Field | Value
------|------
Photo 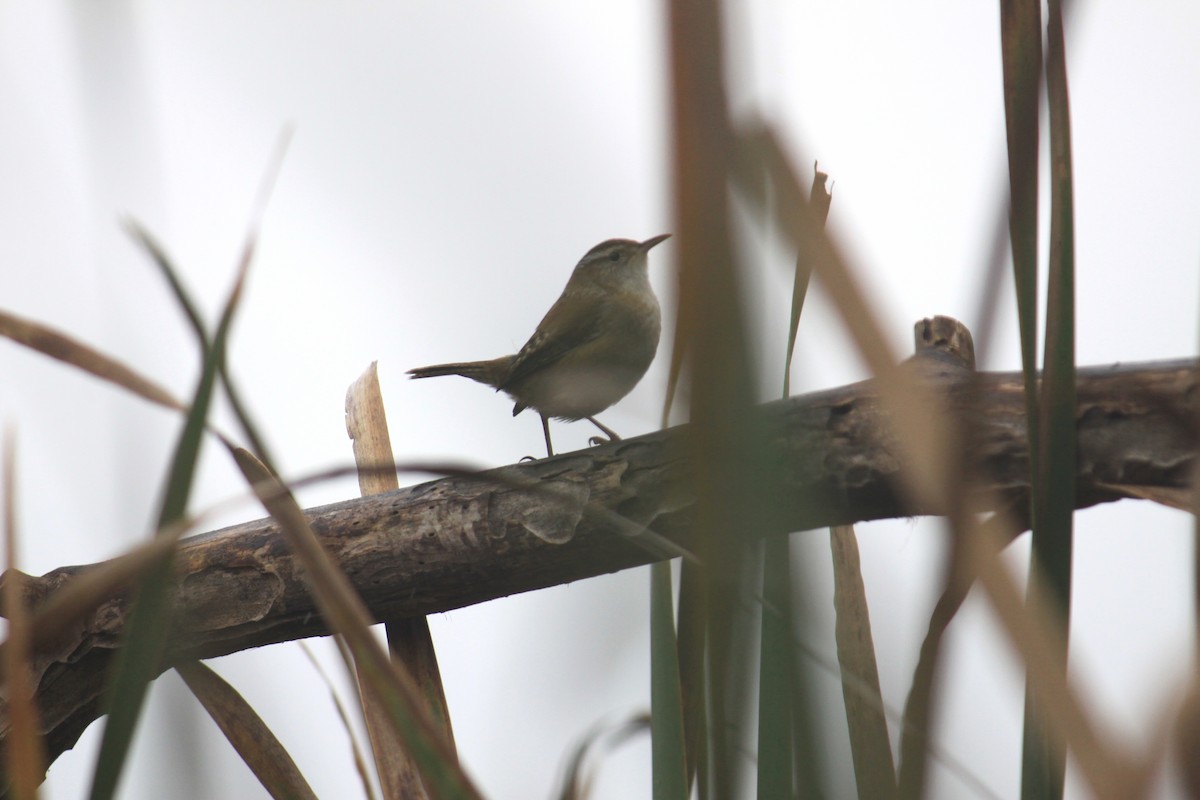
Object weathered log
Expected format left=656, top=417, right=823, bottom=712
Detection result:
left=3, top=318, right=1198, bottom=773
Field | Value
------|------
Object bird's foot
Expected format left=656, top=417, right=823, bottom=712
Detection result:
left=588, top=432, right=624, bottom=447
left=585, top=416, right=621, bottom=447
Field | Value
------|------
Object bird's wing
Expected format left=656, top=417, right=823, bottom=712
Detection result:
left=501, top=295, right=606, bottom=391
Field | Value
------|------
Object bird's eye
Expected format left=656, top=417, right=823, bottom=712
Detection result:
left=608, top=251, right=621, bottom=262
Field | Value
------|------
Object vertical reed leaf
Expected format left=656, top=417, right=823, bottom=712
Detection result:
left=347, top=363, right=455, bottom=799
left=998, top=0, right=1042, bottom=472
left=666, top=0, right=766, bottom=797
left=757, top=542, right=794, bottom=800
left=761, top=165, right=833, bottom=799
left=830, top=526, right=896, bottom=799
left=89, top=133, right=288, bottom=800
left=88, top=247, right=243, bottom=800
left=651, top=561, right=688, bottom=800
left=782, top=166, right=829, bottom=397
left=1020, top=3, right=1078, bottom=798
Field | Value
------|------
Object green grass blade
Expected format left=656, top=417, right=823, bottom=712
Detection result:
left=1038, top=0, right=1079, bottom=670
left=782, top=167, right=830, bottom=397
left=650, top=562, right=688, bottom=800
left=86, top=132, right=285, bottom=799
left=756, top=537, right=795, bottom=799
left=125, top=217, right=278, bottom=465
left=1020, top=2, right=1078, bottom=798
left=760, top=164, right=832, bottom=799
left=998, top=0, right=1043, bottom=471
left=88, top=239, right=247, bottom=800
left=123, top=220, right=208, bottom=344
left=674, top=564, right=708, bottom=795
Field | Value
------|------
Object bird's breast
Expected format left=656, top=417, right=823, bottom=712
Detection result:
left=510, top=287, right=661, bottom=420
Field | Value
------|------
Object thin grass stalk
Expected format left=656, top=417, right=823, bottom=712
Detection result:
left=966, top=517, right=1134, bottom=799
left=781, top=165, right=828, bottom=397
left=651, top=561, right=688, bottom=800
left=301, top=641, right=380, bottom=800
left=734, top=124, right=1134, bottom=799
left=998, top=0, right=1043, bottom=485
left=896, top=324, right=980, bottom=800
left=665, top=0, right=766, bottom=796
left=757, top=538, right=796, bottom=799
left=1020, top=3, right=1078, bottom=798
left=177, top=661, right=319, bottom=800
left=0, top=310, right=184, bottom=414
left=897, top=573, right=969, bottom=800
left=87, top=244, right=246, bottom=800
left=89, top=133, right=287, bottom=800
left=347, top=362, right=454, bottom=800
left=556, top=715, right=651, bottom=800
left=762, top=164, right=831, bottom=799
left=126, top=185, right=280, bottom=468
left=1000, top=3, right=1047, bottom=797
left=897, top=497, right=1028, bottom=800
left=674, top=564, right=708, bottom=795
left=830, top=526, right=896, bottom=799
left=232, top=451, right=481, bottom=800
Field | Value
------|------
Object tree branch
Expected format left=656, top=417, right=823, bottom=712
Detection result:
left=3, top=318, right=1197, bottom=773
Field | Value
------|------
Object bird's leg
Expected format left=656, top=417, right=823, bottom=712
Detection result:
left=585, top=416, right=621, bottom=447
left=541, top=414, right=555, bottom=457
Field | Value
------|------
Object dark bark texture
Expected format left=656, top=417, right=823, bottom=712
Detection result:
left=2, top=321, right=1197, bottom=775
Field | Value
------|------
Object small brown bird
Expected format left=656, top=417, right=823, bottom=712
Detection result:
left=408, top=234, right=670, bottom=457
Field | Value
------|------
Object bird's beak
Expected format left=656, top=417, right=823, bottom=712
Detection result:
left=640, top=233, right=671, bottom=251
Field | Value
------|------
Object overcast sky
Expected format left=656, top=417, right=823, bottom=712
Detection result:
left=2, top=2, right=1200, bottom=798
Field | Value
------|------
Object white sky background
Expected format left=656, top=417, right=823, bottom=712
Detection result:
left=1, top=2, right=1199, bottom=798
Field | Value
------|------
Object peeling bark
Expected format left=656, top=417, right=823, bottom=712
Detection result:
left=1, top=321, right=1197, bottom=776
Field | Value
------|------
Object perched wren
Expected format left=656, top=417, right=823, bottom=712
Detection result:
left=408, top=234, right=670, bottom=457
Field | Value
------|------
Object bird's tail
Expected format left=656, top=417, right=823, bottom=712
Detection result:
left=407, top=356, right=513, bottom=389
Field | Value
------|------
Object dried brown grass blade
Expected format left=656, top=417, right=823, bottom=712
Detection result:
left=0, top=309, right=184, bottom=413
left=346, top=362, right=456, bottom=800
left=177, top=661, right=318, bottom=800
left=734, top=126, right=953, bottom=513
left=964, top=512, right=1136, bottom=799
left=554, top=714, right=650, bottom=800
left=346, top=363, right=400, bottom=496
left=231, top=448, right=479, bottom=800
left=736, top=122, right=1134, bottom=800
left=300, top=640, right=380, bottom=800
left=830, top=525, right=896, bottom=799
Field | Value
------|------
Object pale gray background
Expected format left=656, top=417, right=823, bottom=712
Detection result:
left=2, top=2, right=1198, bottom=798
